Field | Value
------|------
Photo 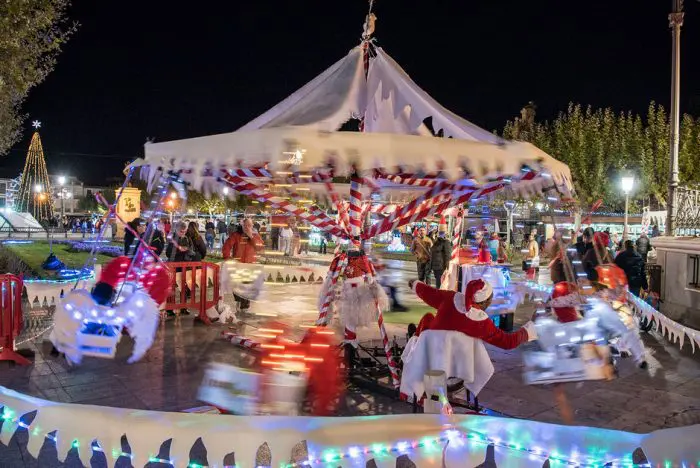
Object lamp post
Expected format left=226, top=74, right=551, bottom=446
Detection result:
left=621, top=175, right=635, bottom=240
left=167, top=192, right=177, bottom=224
left=58, top=176, right=67, bottom=222
left=666, top=0, right=684, bottom=236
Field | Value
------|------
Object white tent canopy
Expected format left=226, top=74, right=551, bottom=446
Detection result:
left=139, top=42, right=572, bottom=195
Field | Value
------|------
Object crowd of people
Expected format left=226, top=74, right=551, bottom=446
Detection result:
left=547, top=227, right=650, bottom=296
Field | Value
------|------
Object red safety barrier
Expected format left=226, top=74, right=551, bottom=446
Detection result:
left=164, top=262, right=221, bottom=325
left=0, top=274, right=31, bottom=365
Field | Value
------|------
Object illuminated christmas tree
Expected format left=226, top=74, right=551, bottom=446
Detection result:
left=16, top=121, right=54, bottom=221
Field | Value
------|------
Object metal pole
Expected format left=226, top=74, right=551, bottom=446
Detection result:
left=666, top=0, right=684, bottom=236
left=623, top=193, right=630, bottom=241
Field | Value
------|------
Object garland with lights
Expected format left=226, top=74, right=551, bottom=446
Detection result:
left=15, top=122, right=54, bottom=221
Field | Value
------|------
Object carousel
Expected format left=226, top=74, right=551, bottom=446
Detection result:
left=1, top=7, right=696, bottom=468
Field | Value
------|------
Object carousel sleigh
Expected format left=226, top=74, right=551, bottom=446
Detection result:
left=523, top=315, right=615, bottom=385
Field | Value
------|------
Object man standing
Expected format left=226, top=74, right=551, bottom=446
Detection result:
left=430, top=230, right=451, bottom=289
left=636, top=231, right=650, bottom=262
left=614, top=240, right=648, bottom=297
left=217, top=218, right=228, bottom=248
left=411, top=227, right=433, bottom=284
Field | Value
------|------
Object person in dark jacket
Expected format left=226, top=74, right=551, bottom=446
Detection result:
left=124, top=218, right=146, bottom=256
left=582, top=231, right=613, bottom=282
left=614, top=240, right=648, bottom=296
left=635, top=231, right=650, bottom=261
left=164, top=221, right=194, bottom=317
left=165, top=222, right=194, bottom=261
left=430, top=231, right=451, bottom=289
left=150, top=221, right=166, bottom=257
left=186, top=221, right=207, bottom=260
left=217, top=219, right=228, bottom=247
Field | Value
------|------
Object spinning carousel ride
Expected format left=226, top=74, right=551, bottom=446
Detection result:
left=9, top=7, right=694, bottom=468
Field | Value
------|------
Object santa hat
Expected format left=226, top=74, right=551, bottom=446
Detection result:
left=438, top=216, right=448, bottom=233
left=464, top=279, right=493, bottom=310
left=91, top=256, right=132, bottom=305
left=548, top=281, right=580, bottom=323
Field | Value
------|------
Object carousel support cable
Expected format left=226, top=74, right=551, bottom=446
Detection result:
left=73, top=166, right=135, bottom=291
left=221, top=173, right=348, bottom=239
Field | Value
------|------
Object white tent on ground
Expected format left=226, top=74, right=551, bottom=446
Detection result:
left=0, top=211, right=45, bottom=235
left=139, top=27, right=572, bottom=197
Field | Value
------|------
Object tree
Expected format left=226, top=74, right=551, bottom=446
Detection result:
left=0, top=0, right=76, bottom=155
left=503, top=101, right=700, bottom=209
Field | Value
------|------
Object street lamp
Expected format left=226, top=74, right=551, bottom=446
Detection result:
left=58, top=176, right=67, bottom=222
left=621, top=175, right=635, bottom=240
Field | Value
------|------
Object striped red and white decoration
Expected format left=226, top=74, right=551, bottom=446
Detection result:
left=450, top=208, right=464, bottom=262
left=316, top=254, right=348, bottom=326
left=226, top=167, right=272, bottom=178
left=348, top=175, right=364, bottom=247
left=364, top=180, right=508, bottom=239
left=221, top=332, right=260, bottom=349
left=221, top=173, right=348, bottom=239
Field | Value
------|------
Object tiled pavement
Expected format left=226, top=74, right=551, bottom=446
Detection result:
left=1, top=264, right=700, bottom=466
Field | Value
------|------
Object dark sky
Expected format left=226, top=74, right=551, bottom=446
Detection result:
left=4, top=0, right=700, bottom=184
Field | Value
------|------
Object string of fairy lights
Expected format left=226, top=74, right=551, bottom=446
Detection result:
left=15, top=121, right=54, bottom=221
left=0, top=405, right=645, bottom=467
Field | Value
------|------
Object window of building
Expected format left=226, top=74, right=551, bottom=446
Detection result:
left=689, top=255, right=700, bottom=289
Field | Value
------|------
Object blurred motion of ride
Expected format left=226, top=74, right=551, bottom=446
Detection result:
left=199, top=323, right=344, bottom=416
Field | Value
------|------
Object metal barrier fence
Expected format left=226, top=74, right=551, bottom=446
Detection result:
left=163, top=262, right=221, bottom=325
left=0, top=274, right=31, bottom=365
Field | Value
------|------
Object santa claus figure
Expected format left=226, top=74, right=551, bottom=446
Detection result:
left=318, top=249, right=389, bottom=342
left=400, top=278, right=536, bottom=400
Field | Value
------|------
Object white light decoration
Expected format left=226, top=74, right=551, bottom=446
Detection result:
left=621, top=175, right=635, bottom=194
left=58, top=175, right=66, bottom=185
left=32, top=120, right=41, bottom=129
left=34, top=184, right=42, bottom=193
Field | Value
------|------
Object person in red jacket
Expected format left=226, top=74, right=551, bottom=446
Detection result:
left=222, top=218, right=264, bottom=312
left=222, top=218, right=264, bottom=263
left=408, top=278, right=537, bottom=349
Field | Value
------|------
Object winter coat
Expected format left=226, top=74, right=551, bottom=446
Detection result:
left=187, top=233, right=208, bottom=261
left=166, top=235, right=194, bottom=262
left=614, top=249, right=649, bottom=292
left=411, top=236, right=433, bottom=263
left=217, top=220, right=228, bottom=234
left=222, top=232, right=264, bottom=263
left=150, top=229, right=165, bottom=256
left=412, top=281, right=530, bottom=350
left=430, top=237, right=451, bottom=271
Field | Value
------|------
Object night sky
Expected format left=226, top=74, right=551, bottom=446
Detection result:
left=4, top=0, right=700, bottom=185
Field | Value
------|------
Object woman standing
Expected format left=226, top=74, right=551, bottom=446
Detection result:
left=186, top=221, right=208, bottom=261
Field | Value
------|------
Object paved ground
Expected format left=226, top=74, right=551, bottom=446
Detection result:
left=1, top=262, right=700, bottom=465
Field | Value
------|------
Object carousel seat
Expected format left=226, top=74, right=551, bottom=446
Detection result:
left=399, top=329, right=495, bottom=401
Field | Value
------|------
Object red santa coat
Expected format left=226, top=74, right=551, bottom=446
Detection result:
left=412, top=281, right=529, bottom=350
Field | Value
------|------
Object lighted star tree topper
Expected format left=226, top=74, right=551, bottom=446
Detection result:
left=16, top=121, right=54, bottom=221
